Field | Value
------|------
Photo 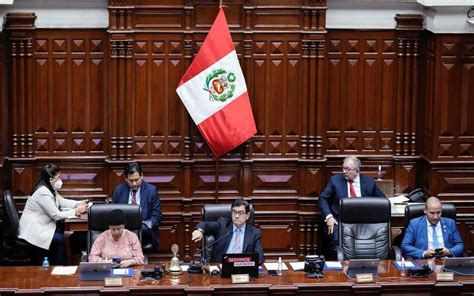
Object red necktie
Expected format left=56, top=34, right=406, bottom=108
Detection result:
left=349, top=181, right=357, bottom=198
left=131, top=190, right=137, bottom=204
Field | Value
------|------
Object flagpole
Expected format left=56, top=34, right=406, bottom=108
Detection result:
left=214, top=158, right=219, bottom=203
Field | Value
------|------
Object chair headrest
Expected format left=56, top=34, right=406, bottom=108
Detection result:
left=405, top=203, right=456, bottom=226
left=88, top=204, right=142, bottom=231
left=2, top=190, right=20, bottom=239
left=340, top=197, right=391, bottom=223
left=202, top=203, right=255, bottom=224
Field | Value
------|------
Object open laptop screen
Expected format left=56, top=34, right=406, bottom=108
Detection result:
left=443, top=257, right=474, bottom=275
left=221, top=253, right=259, bottom=278
left=79, top=262, right=113, bottom=281
left=347, top=259, right=379, bottom=277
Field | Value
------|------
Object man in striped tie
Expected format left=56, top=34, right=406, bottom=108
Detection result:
left=192, top=199, right=264, bottom=265
left=318, top=156, right=386, bottom=259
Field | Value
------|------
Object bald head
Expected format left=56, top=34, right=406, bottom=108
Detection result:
left=424, top=196, right=442, bottom=225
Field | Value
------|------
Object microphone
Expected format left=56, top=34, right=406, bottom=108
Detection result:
left=188, top=230, right=233, bottom=274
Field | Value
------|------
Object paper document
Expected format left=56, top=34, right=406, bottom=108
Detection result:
left=111, top=268, right=135, bottom=276
left=264, top=262, right=288, bottom=271
left=289, top=261, right=305, bottom=271
left=51, top=266, right=78, bottom=275
left=324, top=261, right=343, bottom=270
left=389, top=195, right=410, bottom=204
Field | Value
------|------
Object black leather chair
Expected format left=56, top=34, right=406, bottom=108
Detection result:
left=200, top=203, right=255, bottom=262
left=392, top=203, right=457, bottom=248
left=337, top=197, right=401, bottom=261
left=2, top=190, right=40, bottom=265
left=86, top=204, right=143, bottom=259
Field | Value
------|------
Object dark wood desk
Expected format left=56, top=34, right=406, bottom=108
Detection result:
left=1, top=260, right=473, bottom=295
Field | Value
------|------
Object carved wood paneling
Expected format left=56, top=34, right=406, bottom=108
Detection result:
left=325, top=30, right=398, bottom=155
left=31, top=31, right=108, bottom=157
left=1, top=3, right=474, bottom=257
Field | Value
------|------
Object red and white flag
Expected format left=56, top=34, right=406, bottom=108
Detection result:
left=176, top=8, right=256, bottom=158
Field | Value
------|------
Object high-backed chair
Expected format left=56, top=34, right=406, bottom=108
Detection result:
left=392, top=203, right=457, bottom=248
left=200, top=203, right=255, bottom=262
left=2, top=190, right=40, bottom=265
left=337, top=197, right=401, bottom=261
left=86, top=204, right=142, bottom=257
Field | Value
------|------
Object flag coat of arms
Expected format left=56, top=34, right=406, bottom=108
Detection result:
left=176, top=8, right=256, bottom=158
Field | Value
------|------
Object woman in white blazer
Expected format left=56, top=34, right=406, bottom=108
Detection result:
left=18, top=164, right=88, bottom=265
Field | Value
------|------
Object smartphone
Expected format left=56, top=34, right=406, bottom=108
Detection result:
left=268, top=270, right=278, bottom=276
left=434, top=248, right=443, bottom=253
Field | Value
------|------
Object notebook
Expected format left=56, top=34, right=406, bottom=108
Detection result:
left=221, top=253, right=259, bottom=278
left=347, top=259, right=379, bottom=277
left=79, top=262, right=113, bottom=281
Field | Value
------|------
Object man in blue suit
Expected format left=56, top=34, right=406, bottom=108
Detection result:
left=112, top=162, right=162, bottom=252
left=319, top=156, right=385, bottom=258
left=401, top=197, right=464, bottom=259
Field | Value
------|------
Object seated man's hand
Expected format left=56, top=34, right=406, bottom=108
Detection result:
left=423, top=248, right=436, bottom=258
left=326, top=217, right=338, bottom=234
left=120, top=259, right=135, bottom=268
left=191, top=230, right=203, bottom=242
left=438, top=247, right=450, bottom=257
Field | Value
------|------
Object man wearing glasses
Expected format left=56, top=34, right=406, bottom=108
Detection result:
left=191, top=198, right=264, bottom=264
left=112, top=162, right=162, bottom=252
left=319, top=156, right=385, bottom=258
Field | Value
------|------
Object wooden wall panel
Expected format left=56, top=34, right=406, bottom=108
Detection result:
left=325, top=31, right=397, bottom=155
left=31, top=31, right=108, bottom=157
left=1, top=2, right=474, bottom=258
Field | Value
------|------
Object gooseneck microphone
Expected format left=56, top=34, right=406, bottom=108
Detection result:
left=188, top=230, right=233, bottom=274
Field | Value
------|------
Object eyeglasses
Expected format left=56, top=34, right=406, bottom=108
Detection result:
left=232, top=210, right=247, bottom=216
left=342, top=167, right=357, bottom=172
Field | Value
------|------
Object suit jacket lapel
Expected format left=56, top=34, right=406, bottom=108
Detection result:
left=360, top=175, right=367, bottom=196
left=420, top=217, right=429, bottom=249
left=223, top=222, right=234, bottom=252
left=440, top=218, right=449, bottom=246
left=242, top=224, right=251, bottom=252
left=339, top=176, right=349, bottom=198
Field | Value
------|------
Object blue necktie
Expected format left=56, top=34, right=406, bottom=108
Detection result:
left=431, top=224, right=439, bottom=249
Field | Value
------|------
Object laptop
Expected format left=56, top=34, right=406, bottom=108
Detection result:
left=221, top=253, right=259, bottom=278
left=79, top=262, right=113, bottom=281
left=443, top=257, right=474, bottom=275
left=347, top=259, right=380, bottom=277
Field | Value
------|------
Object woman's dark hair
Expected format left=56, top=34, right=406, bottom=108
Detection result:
left=108, top=209, right=125, bottom=226
left=124, top=162, right=142, bottom=178
left=30, top=163, right=60, bottom=196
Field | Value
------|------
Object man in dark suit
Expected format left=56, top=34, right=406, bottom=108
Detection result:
left=191, top=199, right=264, bottom=265
left=112, top=162, right=162, bottom=252
left=401, top=196, right=464, bottom=259
left=319, top=156, right=385, bottom=258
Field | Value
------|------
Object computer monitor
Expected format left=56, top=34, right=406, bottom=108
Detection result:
left=79, top=262, right=113, bottom=281
left=221, top=253, right=259, bottom=278
left=347, top=259, right=379, bottom=277
left=443, top=257, right=474, bottom=275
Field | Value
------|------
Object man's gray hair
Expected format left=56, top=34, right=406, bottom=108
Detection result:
left=343, top=156, right=361, bottom=170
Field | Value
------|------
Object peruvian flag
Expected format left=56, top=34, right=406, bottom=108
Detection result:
left=176, top=8, right=256, bottom=158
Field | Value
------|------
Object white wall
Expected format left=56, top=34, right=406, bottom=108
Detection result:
left=0, top=0, right=473, bottom=33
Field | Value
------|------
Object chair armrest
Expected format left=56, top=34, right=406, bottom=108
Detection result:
left=336, top=246, right=344, bottom=262
left=391, top=246, right=402, bottom=261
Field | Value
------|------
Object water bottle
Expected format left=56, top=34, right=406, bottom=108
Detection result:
left=400, top=257, right=406, bottom=277
left=42, top=257, right=50, bottom=270
left=277, top=257, right=283, bottom=276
